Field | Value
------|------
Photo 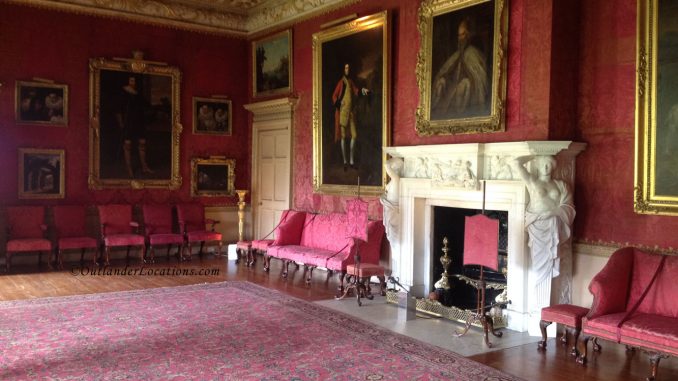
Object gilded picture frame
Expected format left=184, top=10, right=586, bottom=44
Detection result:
left=635, top=0, right=678, bottom=215
left=192, top=97, right=232, bottom=135
left=253, top=29, right=292, bottom=98
left=18, top=148, right=65, bottom=199
left=191, top=157, right=236, bottom=197
left=89, top=52, right=182, bottom=189
left=312, top=11, right=390, bottom=196
left=415, top=0, right=508, bottom=136
left=15, top=80, right=68, bottom=126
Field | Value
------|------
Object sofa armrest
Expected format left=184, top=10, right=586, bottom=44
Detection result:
left=587, top=247, right=635, bottom=319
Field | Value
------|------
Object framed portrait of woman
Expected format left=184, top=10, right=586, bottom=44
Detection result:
left=312, top=11, right=390, bottom=196
left=415, top=0, right=508, bottom=136
left=89, top=52, right=181, bottom=189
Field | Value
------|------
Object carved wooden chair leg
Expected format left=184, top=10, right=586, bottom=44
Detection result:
left=576, top=335, right=590, bottom=364
left=538, top=320, right=552, bottom=349
left=377, top=275, right=387, bottom=296
left=60, top=248, right=67, bottom=269
left=569, top=327, right=581, bottom=357
left=306, top=266, right=315, bottom=284
left=625, top=345, right=635, bottom=353
left=125, top=245, right=131, bottom=263
left=593, top=337, right=602, bottom=352
left=141, top=245, right=147, bottom=264
left=38, top=251, right=43, bottom=269
left=646, top=352, right=668, bottom=381
left=92, top=247, right=99, bottom=267
left=166, top=245, right=171, bottom=261
left=105, top=246, right=111, bottom=266
left=80, top=248, right=85, bottom=263
left=560, top=330, right=568, bottom=345
left=266, top=255, right=272, bottom=272
left=282, top=260, right=290, bottom=278
left=147, top=245, right=155, bottom=263
left=336, top=272, right=346, bottom=297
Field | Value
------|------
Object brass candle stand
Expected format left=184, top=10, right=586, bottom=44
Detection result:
left=434, top=237, right=452, bottom=290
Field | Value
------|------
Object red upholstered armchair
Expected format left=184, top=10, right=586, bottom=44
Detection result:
left=5, top=206, right=52, bottom=272
left=176, top=203, right=222, bottom=259
left=97, top=205, right=146, bottom=265
left=53, top=205, right=99, bottom=268
left=142, top=204, right=184, bottom=262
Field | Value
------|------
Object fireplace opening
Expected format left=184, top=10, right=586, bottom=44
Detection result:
left=432, top=206, right=508, bottom=310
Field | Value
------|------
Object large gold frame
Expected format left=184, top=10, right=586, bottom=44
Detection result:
left=190, top=157, right=236, bottom=197
left=415, top=0, right=508, bottom=136
left=312, top=11, right=390, bottom=196
left=18, top=148, right=65, bottom=199
left=634, top=0, right=678, bottom=215
left=89, top=53, right=182, bottom=190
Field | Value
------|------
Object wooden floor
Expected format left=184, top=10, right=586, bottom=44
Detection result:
left=1, top=253, right=677, bottom=381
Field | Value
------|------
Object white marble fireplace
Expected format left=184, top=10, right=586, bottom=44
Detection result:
left=382, top=141, right=586, bottom=334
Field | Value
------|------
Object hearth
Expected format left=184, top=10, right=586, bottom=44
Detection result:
left=431, top=206, right=508, bottom=310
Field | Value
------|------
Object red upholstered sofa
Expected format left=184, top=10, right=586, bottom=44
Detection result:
left=577, top=247, right=678, bottom=381
left=263, top=210, right=385, bottom=293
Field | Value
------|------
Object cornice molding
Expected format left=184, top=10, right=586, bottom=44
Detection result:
left=5, top=0, right=358, bottom=37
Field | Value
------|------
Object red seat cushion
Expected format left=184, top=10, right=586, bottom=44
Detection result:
left=541, top=304, right=590, bottom=328
left=186, top=231, right=222, bottom=242
left=104, top=234, right=145, bottom=247
left=252, top=239, right=273, bottom=251
left=346, top=263, right=385, bottom=278
left=584, top=313, right=678, bottom=356
left=7, top=238, right=52, bottom=252
left=149, top=234, right=184, bottom=246
left=58, top=237, right=98, bottom=250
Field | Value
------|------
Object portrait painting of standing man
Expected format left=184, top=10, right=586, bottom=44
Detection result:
left=313, top=12, right=389, bottom=196
left=89, top=54, right=181, bottom=189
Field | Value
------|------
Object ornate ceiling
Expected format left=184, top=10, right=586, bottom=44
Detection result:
left=7, top=0, right=358, bottom=36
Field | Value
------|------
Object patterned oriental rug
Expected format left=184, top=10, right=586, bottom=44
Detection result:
left=0, top=282, right=523, bottom=380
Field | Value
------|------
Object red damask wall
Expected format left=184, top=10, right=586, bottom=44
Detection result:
left=285, top=0, right=678, bottom=249
left=287, top=0, right=566, bottom=219
left=574, top=0, right=678, bottom=249
left=0, top=3, right=250, bottom=207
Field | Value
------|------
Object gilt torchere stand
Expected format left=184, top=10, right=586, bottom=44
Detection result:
left=235, top=190, right=253, bottom=265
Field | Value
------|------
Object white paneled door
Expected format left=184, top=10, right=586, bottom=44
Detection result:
left=245, top=98, right=296, bottom=241
left=255, top=128, right=290, bottom=239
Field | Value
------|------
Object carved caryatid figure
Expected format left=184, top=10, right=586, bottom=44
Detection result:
left=381, top=157, right=404, bottom=242
left=514, top=155, right=575, bottom=307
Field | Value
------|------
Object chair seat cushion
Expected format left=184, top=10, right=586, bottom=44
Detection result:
left=104, top=234, right=145, bottom=247
left=267, top=245, right=335, bottom=268
left=7, top=238, right=52, bottom=252
left=541, top=304, right=590, bottom=328
left=186, top=231, right=222, bottom=242
left=149, top=234, right=184, bottom=246
left=346, top=263, right=385, bottom=278
left=236, top=241, right=251, bottom=250
left=58, top=237, right=98, bottom=251
left=252, top=239, right=274, bottom=251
